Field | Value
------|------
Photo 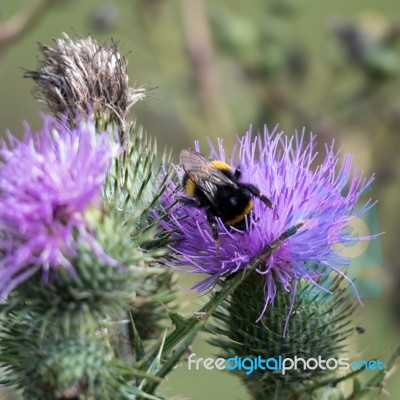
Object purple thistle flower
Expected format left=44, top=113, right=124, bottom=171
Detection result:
left=0, top=115, right=116, bottom=299
left=160, top=126, right=376, bottom=330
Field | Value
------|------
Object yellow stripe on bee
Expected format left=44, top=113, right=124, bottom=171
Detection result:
left=185, top=178, right=196, bottom=196
left=211, top=160, right=231, bottom=172
left=225, top=199, right=253, bottom=226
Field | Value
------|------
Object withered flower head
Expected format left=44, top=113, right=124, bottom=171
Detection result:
left=25, top=33, right=145, bottom=137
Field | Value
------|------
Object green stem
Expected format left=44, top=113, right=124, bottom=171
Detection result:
left=345, top=345, right=400, bottom=400
left=297, top=365, right=367, bottom=396
left=140, top=222, right=305, bottom=395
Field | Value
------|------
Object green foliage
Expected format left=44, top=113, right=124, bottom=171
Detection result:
left=104, top=123, right=173, bottom=253
left=136, top=223, right=306, bottom=397
left=104, top=122, right=178, bottom=342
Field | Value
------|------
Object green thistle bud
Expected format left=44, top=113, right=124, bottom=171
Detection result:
left=210, top=272, right=355, bottom=399
left=0, top=312, right=126, bottom=400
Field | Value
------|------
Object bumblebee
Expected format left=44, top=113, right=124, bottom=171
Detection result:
left=178, top=149, right=276, bottom=244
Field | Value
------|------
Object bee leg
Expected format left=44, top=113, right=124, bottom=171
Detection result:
left=243, top=184, right=273, bottom=209
left=205, top=207, right=220, bottom=250
left=243, top=183, right=279, bottom=219
left=175, top=196, right=202, bottom=208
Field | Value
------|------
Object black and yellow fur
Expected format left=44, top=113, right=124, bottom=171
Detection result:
left=179, top=149, right=275, bottom=244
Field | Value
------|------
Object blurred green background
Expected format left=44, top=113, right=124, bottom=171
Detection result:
left=0, top=0, right=399, bottom=399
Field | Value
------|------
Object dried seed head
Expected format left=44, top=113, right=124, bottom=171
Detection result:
left=25, top=33, right=145, bottom=140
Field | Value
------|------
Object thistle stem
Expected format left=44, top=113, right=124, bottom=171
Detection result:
left=345, top=345, right=400, bottom=400
left=140, top=222, right=305, bottom=395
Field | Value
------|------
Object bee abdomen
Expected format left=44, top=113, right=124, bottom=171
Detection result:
left=223, top=199, right=253, bottom=226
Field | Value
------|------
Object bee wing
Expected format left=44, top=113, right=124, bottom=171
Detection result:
left=179, top=149, right=237, bottom=204
left=180, top=149, right=235, bottom=186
